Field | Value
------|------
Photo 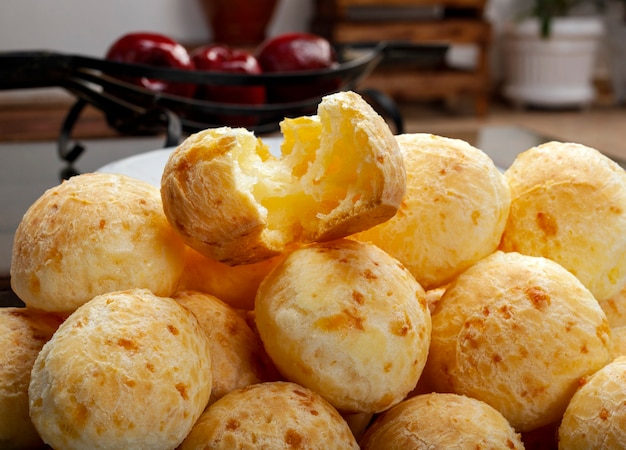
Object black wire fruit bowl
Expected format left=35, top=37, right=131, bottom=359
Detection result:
left=0, top=41, right=447, bottom=163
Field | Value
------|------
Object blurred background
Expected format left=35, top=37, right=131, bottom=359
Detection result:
left=0, top=0, right=624, bottom=151
left=1, top=0, right=626, bottom=306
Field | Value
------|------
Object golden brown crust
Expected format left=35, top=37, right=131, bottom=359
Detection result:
left=173, top=290, right=279, bottom=404
left=500, top=141, right=626, bottom=302
left=0, top=308, right=64, bottom=449
left=161, top=128, right=282, bottom=264
left=10, top=172, right=186, bottom=313
left=178, top=381, right=359, bottom=450
left=558, top=357, right=626, bottom=448
left=160, top=91, right=405, bottom=265
left=353, top=133, right=510, bottom=290
left=610, top=326, right=626, bottom=359
left=255, top=239, right=431, bottom=414
left=28, top=289, right=212, bottom=450
left=424, top=251, right=612, bottom=432
left=359, top=393, right=524, bottom=449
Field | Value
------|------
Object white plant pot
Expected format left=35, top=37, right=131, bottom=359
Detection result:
left=502, top=17, right=605, bottom=108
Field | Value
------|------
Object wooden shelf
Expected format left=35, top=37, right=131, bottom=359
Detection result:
left=313, top=0, right=492, bottom=116
left=331, top=20, right=490, bottom=44
left=334, top=0, right=486, bottom=7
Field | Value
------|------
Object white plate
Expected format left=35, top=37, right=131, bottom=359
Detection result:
left=97, top=136, right=284, bottom=187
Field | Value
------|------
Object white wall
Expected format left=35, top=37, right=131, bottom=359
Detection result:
left=0, top=0, right=314, bottom=56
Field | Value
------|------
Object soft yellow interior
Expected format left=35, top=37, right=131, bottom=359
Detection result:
left=231, top=106, right=381, bottom=245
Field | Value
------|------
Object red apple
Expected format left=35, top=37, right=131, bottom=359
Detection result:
left=105, top=32, right=196, bottom=98
left=191, top=44, right=265, bottom=105
left=255, top=32, right=340, bottom=102
left=190, top=43, right=266, bottom=127
left=256, top=32, right=338, bottom=73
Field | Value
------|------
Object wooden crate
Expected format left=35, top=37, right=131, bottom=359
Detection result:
left=312, top=0, right=491, bottom=115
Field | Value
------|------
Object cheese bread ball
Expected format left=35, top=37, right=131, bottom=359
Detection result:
left=177, top=246, right=284, bottom=310
left=558, top=356, right=626, bottom=449
left=0, top=308, right=63, bottom=450
left=29, top=289, right=212, bottom=450
left=424, top=251, right=612, bottom=432
left=599, top=283, right=626, bottom=329
left=611, top=326, right=626, bottom=358
left=161, top=90, right=406, bottom=265
left=500, top=141, right=626, bottom=302
left=359, top=392, right=524, bottom=450
left=255, top=239, right=431, bottom=414
left=173, top=290, right=278, bottom=404
left=353, top=133, right=510, bottom=290
left=178, top=381, right=359, bottom=450
left=11, top=172, right=186, bottom=313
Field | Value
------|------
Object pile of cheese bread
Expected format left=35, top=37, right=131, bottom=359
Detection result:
left=4, top=90, right=626, bottom=449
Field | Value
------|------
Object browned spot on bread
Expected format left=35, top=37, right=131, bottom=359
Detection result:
left=390, top=314, right=411, bottom=337
left=117, top=338, right=139, bottom=352
left=581, top=344, right=589, bottom=354
left=352, top=290, right=365, bottom=305
left=599, top=407, right=610, bottom=421
left=536, top=211, right=558, bottom=236
left=226, top=418, right=240, bottom=430
left=315, top=308, right=364, bottom=332
left=471, top=210, right=481, bottom=225
left=293, top=389, right=314, bottom=407
left=175, top=382, right=189, bottom=400
left=525, top=286, right=551, bottom=310
left=462, top=318, right=486, bottom=350
left=363, top=269, right=377, bottom=280
left=225, top=317, right=240, bottom=336
left=597, top=322, right=611, bottom=345
left=498, top=305, right=512, bottom=319
left=285, top=429, right=303, bottom=448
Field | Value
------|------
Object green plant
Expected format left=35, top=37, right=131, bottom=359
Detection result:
left=525, top=0, right=622, bottom=38
left=530, top=0, right=579, bottom=37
